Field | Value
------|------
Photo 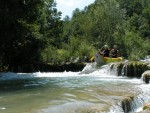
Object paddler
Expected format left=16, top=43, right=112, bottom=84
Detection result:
left=100, top=45, right=110, bottom=57
left=110, top=45, right=118, bottom=58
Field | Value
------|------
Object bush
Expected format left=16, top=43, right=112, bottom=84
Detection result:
left=40, top=46, right=57, bottom=63
left=124, top=31, right=148, bottom=60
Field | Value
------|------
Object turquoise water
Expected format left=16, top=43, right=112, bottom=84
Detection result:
left=0, top=63, right=150, bottom=113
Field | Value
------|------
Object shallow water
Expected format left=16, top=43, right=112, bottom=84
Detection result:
left=0, top=63, right=150, bottom=113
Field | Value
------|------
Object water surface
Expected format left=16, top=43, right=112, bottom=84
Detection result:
left=0, top=63, right=150, bottom=113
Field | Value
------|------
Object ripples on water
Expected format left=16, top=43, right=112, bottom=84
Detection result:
left=0, top=63, right=150, bottom=113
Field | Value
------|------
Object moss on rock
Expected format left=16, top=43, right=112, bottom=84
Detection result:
left=143, top=101, right=150, bottom=111
left=121, top=95, right=134, bottom=113
left=111, top=62, right=150, bottom=78
left=142, top=70, right=150, bottom=83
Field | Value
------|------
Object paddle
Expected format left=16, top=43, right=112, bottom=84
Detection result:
left=90, top=56, right=95, bottom=61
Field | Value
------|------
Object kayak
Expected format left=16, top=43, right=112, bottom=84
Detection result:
left=93, top=53, right=123, bottom=64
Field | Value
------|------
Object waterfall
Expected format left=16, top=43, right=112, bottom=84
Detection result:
left=121, top=63, right=127, bottom=76
left=79, top=62, right=150, bottom=112
left=132, top=84, right=150, bottom=112
left=108, top=62, right=150, bottom=78
left=108, top=62, right=125, bottom=76
left=106, top=83, right=150, bottom=113
left=106, top=61, right=150, bottom=112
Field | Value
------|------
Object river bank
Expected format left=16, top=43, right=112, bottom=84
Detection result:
left=1, top=62, right=86, bottom=73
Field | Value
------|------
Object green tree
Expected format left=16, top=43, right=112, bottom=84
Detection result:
left=62, top=0, right=150, bottom=60
left=0, top=0, right=62, bottom=69
left=63, top=0, right=125, bottom=49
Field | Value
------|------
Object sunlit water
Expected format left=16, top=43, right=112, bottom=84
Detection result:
left=0, top=63, right=150, bottom=113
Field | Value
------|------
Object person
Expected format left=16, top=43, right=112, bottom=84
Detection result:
left=110, top=45, right=118, bottom=58
left=100, top=45, right=110, bottom=57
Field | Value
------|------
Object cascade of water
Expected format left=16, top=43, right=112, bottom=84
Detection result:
left=108, top=63, right=118, bottom=76
left=131, top=84, right=150, bottom=112
left=107, top=102, right=124, bottom=113
left=79, top=62, right=98, bottom=74
left=79, top=62, right=110, bottom=76
left=107, top=85, right=150, bottom=113
left=121, top=64, right=127, bottom=77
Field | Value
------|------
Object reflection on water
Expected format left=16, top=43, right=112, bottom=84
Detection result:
left=0, top=63, right=150, bottom=113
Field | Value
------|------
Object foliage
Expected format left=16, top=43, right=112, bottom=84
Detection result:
left=67, top=37, right=96, bottom=58
left=123, top=31, right=148, bottom=60
left=61, top=0, right=150, bottom=61
left=63, top=0, right=125, bottom=48
left=1, top=0, right=150, bottom=70
left=0, top=0, right=62, bottom=68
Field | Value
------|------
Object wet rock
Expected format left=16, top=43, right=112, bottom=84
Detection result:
left=136, top=101, right=150, bottom=113
left=142, top=70, right=150, bottom=83
left=110, top=62, right=150, bottom=78
left=121, top=95, right=134, bottom=113
left=116, top=63, right=124, bottom=76
left=143, top=102, right=150, bottom=110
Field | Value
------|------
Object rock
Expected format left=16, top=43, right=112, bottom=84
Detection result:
left=136, top=102, right=150, bottom=113
left=143, top=101, right=150, bottom=110
left=110, top=62, right=150, bottom=78
left=121, top=95, right=134, bottom=113
left=142, top=70, right=150, bottom=83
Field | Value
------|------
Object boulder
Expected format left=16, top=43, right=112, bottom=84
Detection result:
left=121, top=95, right=134, bottom=113
left=142, top=70, right=150, bottom=83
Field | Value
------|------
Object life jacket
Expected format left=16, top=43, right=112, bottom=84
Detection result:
left=111, top=49, right=118, bottom=58
left=103, top=49, right=110, bottom=57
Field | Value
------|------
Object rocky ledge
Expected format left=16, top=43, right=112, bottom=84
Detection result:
left=4, top=62, right=86, bottom=73
left=110, top=61, right=150, bottom=113
left=110, top=61, right=150, bottom=79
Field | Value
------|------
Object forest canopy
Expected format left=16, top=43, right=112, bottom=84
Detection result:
left=0, top=0, right=150, bottom=70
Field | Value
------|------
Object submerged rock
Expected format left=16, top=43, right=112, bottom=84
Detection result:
left=136, top=101, right=150, bottom=113
left=143, top=101, right=150, bottom=110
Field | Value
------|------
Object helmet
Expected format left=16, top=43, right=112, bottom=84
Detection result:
left=113, top=45, right=117, bottom=48
left=104, top=45, right=108, bottom=48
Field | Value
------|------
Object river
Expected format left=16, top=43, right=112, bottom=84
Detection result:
left=0, top=63, right=150, bottom=113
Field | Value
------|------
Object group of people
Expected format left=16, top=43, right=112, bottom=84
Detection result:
left=100, top=45, right=118, bottom=58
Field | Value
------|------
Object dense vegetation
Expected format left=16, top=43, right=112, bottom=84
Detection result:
left=0, top=0, right=150, bottom=71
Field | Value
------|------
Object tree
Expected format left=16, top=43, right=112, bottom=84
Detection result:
left=0, top=0, right=62, bottom=69
left=62, top=0, right=125, bottom=48
left=62, top=0, right=150, bottom=60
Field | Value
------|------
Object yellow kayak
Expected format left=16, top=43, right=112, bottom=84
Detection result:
left=91, top=53, right=123, bottom=64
